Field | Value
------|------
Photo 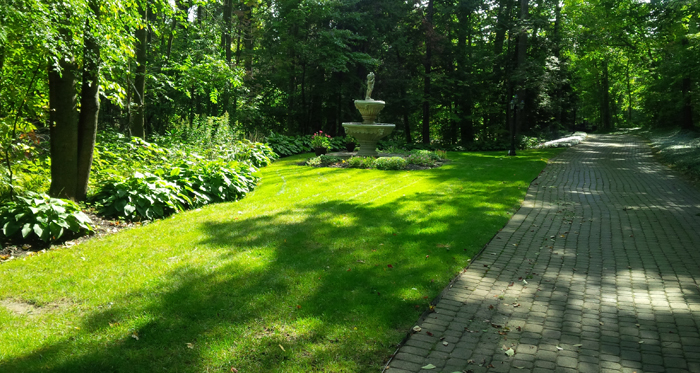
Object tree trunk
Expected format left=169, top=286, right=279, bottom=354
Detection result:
left=421, top=0, right=434, bottom=144
left=601, top=60, right=611, bottom=130
left=681, top=38, right=693, bottom=130
left=132, top=1, right=148, bottom=138
left=48, top=47, right=79, bottom=199
left=626, top=58, right=633, bottom=124
left=457, top=7, right=474, bottom=145
left=76, top=1, right=101, bottom=202
left=515, top=0, right=528, bottom=134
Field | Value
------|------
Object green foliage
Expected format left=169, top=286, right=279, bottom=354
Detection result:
left=265, top=133, right=349, bottom=157
left=265, top=133, right=311, bottom=156
left=91, top=172, right=190, bottom=221
left=347, top=156, right=375, bottom=169
left=0, top=192, right=93, bottom=243
left=165, top=159, right=259, bottom=207
left=373, top=157, right=408, bottom=170
left=310, top=131, right=331, bottom=150
left=305, top=155, right=342, bottom=167
left=407, top=152, right=436, bottom=166
left=0, top=130, right=51, bottom=199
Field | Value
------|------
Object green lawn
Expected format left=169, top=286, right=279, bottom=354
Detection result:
left=0, top=149, right=563, bottom=373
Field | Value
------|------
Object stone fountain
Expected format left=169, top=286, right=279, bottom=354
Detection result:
left=342, top=72, right=395, bottom=157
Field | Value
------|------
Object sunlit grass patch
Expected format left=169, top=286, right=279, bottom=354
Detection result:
left=0, top=148, right=563, bottom=373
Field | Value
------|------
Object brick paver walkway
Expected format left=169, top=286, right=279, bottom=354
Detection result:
left=386, top=134, right=700, bottom=373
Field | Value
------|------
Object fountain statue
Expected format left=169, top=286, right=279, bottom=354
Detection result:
left=342, top=72, right=395, bottom=157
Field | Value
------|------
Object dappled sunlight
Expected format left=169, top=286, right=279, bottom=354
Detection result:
left=0, top=149, right=562, bottom=372
left=392, top=133, right=700, bottom=372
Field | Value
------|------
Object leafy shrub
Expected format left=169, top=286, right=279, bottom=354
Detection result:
left=266, top=133, right=311, bottom=156
left=305, top=155, right=342, bottom=167
left=407, top=152, right=434, bottom=166
left=347, top=156, right=375, bottom=169
left=166, top=159, right=259, bottom=207
left=231, top=141, right=277, bottom=168
left=266, top=132, right=350, bottom=157
left=0, top=192, right=93, bottom=243
left=407, top=149, right=443, bottom=166
left=373, top=157, right=407, bottom=170
left=92, top=172, right=190, bottom=221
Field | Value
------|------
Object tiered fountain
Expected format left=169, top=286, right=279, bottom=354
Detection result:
left=342, top=72, right=395, bottom=157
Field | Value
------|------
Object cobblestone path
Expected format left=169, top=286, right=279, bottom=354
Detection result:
left=386, top=134, right=700, bottom=373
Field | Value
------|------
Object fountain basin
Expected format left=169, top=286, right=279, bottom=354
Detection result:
left=342, top=122, right=395, bottom=157
left=354, top=100, right=385, bottom=124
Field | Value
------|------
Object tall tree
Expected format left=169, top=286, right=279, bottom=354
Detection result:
left=131, top=0, right=148, bottom=138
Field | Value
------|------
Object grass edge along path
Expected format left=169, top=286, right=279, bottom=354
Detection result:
left=0, top=148, right=564, bottom=373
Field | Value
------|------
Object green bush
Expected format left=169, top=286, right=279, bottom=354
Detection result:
left=265, top=132, right=350, bottom=157
left=92, top=172, right=191, bottom=221
left=347, top=156, right=375, bottom=169
left=373, top=157, right=408, bottom=170
left=166, top=159, right=259, bottom=207
left=306, top=155, right=343, bottom=167
left=406, top=151, right=436, bottom=166
left=0, top=192, right=94, bottom=243
left=266, top=133, right=311, bottom=156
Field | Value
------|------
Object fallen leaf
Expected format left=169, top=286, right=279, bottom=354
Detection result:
left=356, top=260, right=365, bottom=263
left=412, top=326, right=422, bottom=332
left=279, top=344, right=285, bottom=351
left=516, top=326, right=522, bottom=331
left=421, top=364, right=436, bottom=369
left=556, top=346, right=563, bottom=351
left=387, top=264, right=393, bottom=268
left=515, top=366, right=525, bottom=369
left=426, top=255, right=430, bottom=258
left=467, top=359, right=475, bottom=364
left=131, top=332, right=139, bottom=340
left=489, top=305, right=494, bottom=310
left=186, top=343, right=194, bottom=349
left=426, top=331, right=433, bottom=336
left=442, top=341, right=448, bottom=346
left=487, top=364, right=495, bottom=368
left=522, top=279, right=528, bottom=285
left=573, top=344, right=582, bottom=347
left=231, top=368, right=238, bottom=373
left=347, top=268, right=351, bottom=271
left=504, top=348, right=515, bottom=357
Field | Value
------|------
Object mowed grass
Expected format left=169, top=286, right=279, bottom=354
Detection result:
left=0, top=149, right=563, bottom=373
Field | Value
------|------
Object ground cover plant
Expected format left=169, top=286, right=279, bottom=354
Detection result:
left=633, top=127, right=700, bottom=181
left=0, top=147, right=563, bottom=372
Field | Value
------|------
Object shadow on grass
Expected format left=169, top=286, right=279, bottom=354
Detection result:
left=0, top=151, right=557, bottom=373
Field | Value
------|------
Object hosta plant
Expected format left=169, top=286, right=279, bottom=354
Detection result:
left=92, top=172, right=191, bottom=221
left=166, top=159, right=259, bottom=207
left=0, top=192, right=94, bottom=243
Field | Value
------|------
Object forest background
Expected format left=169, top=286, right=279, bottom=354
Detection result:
left=1, top=0, right=699, bottom=202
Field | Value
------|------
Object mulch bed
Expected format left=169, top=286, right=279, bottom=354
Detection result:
left=0, top=212, right=143, bottom=262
